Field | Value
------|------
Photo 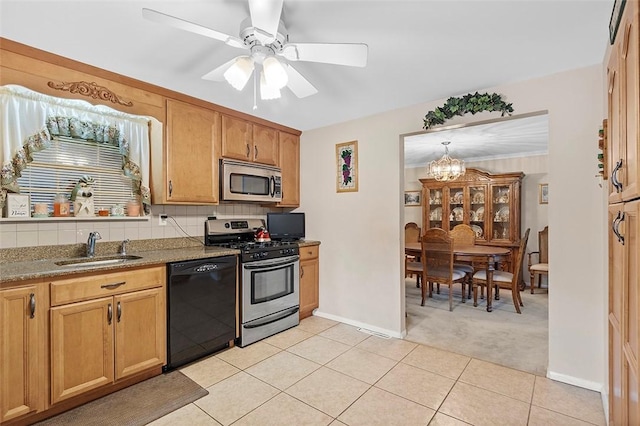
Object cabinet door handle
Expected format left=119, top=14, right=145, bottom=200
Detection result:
left=246, top=143, right=250, bottom=158
left=301, top=266, right=304, bottom=278
left=169, top=180, right=173, bottom=197
left=254, top=145, right=258, bottom=160
left=612, top=211, right=621, bottom=242
left=615, top=212, right=625, bottom=245
left=611, top=159, right=623, bottom=193
left=107, top=303, right=113, bottom=325
left=29, top=293, right=36, bottom=319
left=117, top=301, right=122, bottom=323
left=101, top=281, right=126, bottom=289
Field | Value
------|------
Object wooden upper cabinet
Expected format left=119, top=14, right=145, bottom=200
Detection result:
left=278, top=131, right=300, bottom=207
left=620, top=0, right=640, bottom=202
left=253, top=124, right=279, bottom=166
left=221, top=116, right=279, bottom=166
left=609, top=0, right=640, bottom=203
left=161, top=99, right=220, bottom=204
left=221, top=115, right=253, bottom=161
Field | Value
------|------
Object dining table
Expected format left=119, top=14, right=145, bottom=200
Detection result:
left=405, top=242, right=511, bottom=312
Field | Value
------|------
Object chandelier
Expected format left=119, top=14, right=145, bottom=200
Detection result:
left=428, top=141, right=466, bottom=181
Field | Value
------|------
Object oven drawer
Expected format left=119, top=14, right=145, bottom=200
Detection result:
left=50, top=265, right=165, bottom=306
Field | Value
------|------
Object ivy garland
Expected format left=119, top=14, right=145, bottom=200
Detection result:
left=423, top=92, right=514, bottom=130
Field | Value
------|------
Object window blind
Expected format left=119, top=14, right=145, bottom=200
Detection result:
left=16, top=136, right=136, bottom=214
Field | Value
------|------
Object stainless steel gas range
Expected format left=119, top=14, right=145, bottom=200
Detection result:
left=205, top=218, right=300, bottom=347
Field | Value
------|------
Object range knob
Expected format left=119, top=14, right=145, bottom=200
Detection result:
left=261, top=251, right=269, bottom=258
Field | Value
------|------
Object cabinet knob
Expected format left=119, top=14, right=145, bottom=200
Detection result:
left=254, top=145, right=258, bottom=160
left=301, top=266, right=304, bottom=278
left=107, top=303, right=113, bottom=325
left=246, top=144, right=250, bottom=158
left=117, top=301, right=122, bottom=322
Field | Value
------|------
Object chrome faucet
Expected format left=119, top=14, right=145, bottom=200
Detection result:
left=87, top=231, right=102, bottom=258
left=120, top=239, right=130, bottom=256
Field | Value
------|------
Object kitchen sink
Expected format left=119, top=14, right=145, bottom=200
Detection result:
left=55, top=255, right=143, bottom=268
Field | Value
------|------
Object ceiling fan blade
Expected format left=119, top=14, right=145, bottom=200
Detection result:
left=284, top=64, right=318, bottom=98
left=280, top=43, right=368, bottom=67
left=248, top=0, right=283, bottom=44
left=142, top=8, right=246, bottom=50
left=201, top=58, right=238, bottom=81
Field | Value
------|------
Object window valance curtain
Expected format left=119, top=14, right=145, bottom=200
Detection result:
left=0, top=84, right=161, bottom=211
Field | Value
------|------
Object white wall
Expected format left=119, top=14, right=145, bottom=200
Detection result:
left=300, top=64, right=605, bottom=389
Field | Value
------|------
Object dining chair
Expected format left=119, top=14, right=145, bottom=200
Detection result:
left=528, top=226, right=548, bottom=294
left=404, top=222, right=421, bottom=283
left=407, top=228, right=467, bottom=311
left=449, top=224, right=476, bottom=299
left=472, top=228, right=530, bottom=314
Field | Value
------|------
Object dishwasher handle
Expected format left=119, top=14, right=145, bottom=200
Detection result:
left=169, top=255, right=237, bottom=276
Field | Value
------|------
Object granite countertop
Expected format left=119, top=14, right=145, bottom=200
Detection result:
left=0, top=238, right=320, bottom=286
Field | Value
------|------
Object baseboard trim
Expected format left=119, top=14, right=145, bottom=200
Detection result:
left=313, top=310, right=405, bottom=339
left=546, top=370, right=605, bottom=394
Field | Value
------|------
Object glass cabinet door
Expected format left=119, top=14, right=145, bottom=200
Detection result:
left=448, top=186, right=465, bottom=229
left=426, top=188, right=443, bottom=229
left=491, top=185, right=511, bottom=240
left=469, top=186, right=486, bottom=241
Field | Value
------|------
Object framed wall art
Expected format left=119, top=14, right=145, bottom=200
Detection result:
left=336, top=140, right=358, bottom=193
left=539, top=183, right=549, bottom=204
left=404, top=191, right=421, bottom=206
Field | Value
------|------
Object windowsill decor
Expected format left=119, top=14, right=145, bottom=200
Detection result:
left=423, top=92, right=514, bottom=130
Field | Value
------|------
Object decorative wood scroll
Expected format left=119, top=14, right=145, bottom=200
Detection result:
left=47, top=80, right=133, bottom=107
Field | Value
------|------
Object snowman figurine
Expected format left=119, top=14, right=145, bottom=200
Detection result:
left=70, top=175, right=96, bottom=217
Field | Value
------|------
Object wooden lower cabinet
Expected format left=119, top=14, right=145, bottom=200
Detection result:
left=0, top=282, right=47, bottom=423
left=609, top=199, right=640, bottom=425
left=299, top=245, right=319, bottom=319
left=49, top=266, right=166, bottom=406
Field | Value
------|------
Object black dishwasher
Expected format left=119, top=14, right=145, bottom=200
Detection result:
left=165, top=255, right=237, bottom=371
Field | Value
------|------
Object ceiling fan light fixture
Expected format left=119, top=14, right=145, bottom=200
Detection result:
left=224, top=56, right=255, bottom=90
left=428, top=141, right=466, bottom=182
left=262, top=56, right=288, bottom=89
left=260, top=71, right=281, bottom=100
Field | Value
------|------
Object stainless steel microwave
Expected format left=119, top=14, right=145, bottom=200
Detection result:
left=220, top=159, right=282, bottom=203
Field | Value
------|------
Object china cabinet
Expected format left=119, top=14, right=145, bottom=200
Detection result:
left=420, top=168, right=524, bottom=273
left=608, top=1, right=640, bottom=424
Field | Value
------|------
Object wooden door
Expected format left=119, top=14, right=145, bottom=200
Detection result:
left=50, top=297, right=114, bottom=404
left=221, top=115, right=252, bottom=161
left=252, top=124, right=279, bottom=166
left=277, top=132, right=300, bottom=207
left=0, top=285, right=44, bottom=422
left=165, top=99, right=220, bottom=203
left=114, top=288, right=166, bottom=380
left=608, top=43, right=624, bottom=204
left=299, top=246, right=319, bottom=319
left=609, top=203, right=626, bottom=425
left=621, top=0, right=640, bottom=202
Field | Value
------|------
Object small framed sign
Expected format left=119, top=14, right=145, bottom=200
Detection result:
left=4, top=194, right=31, bottom=218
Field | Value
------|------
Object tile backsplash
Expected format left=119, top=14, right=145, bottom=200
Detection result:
left=0, top=203, right=278, bottom=248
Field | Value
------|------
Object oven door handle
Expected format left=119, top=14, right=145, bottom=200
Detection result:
left=243, top=255, right=300, bottom=269
left=243, top=306, right=300, bottom=329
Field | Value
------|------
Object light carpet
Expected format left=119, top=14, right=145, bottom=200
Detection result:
left=405, top=277, right=548, bottom=376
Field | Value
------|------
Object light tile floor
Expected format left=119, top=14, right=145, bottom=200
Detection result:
left=149, top=316, right=606, bottom=426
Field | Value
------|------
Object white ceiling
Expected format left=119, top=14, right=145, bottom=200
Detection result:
left=404, top=112, right=549, bottom=167
left=0, top=0, right=612, bottom=135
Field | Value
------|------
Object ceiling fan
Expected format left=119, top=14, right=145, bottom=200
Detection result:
left=142, top=0, right=368, bottom=100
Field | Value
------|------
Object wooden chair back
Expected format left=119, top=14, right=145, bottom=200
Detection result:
left=449, top=224, right=476, bottom=246
left=405, top=222, right=421, bottom=243
left=538, top=226, right=548, bottom=264
left=512, top=228, right=531, bottom=287
left=421, top=228, right=455, bottom=282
